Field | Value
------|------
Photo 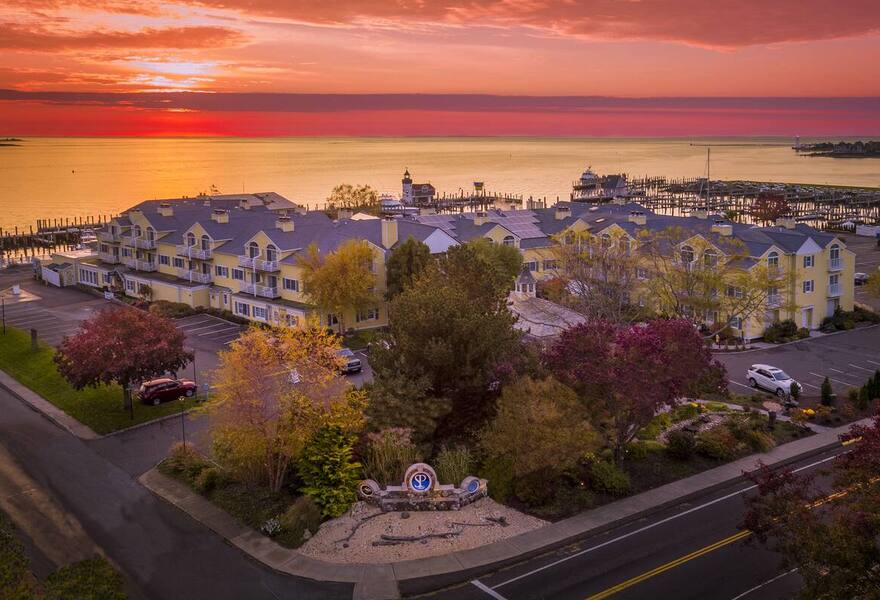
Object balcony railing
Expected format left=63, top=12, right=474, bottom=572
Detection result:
left=237, top=255, right=280, bottom=271
left=98, top=251, right=120, bottom=264
left=121, top=257, right=157, bottom=272
left=240, top=282, right=280, bottom=298
left=124, top=237, right=156, bottom=249
left=828, top=283, right=842, bottom=297
left=176, top=245, right=213, bottom=260
left=767, top=294, right=782, bottom=308
left=829, top=258, right=842, bottom=271
left=98, top=231, right=120, bottom=243
left=176, top=269, right=212, bottom=284
left=768, top=266, right=783, bottom=280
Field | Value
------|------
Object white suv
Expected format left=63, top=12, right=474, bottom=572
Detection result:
left=747, top=364, right=800, bottom=399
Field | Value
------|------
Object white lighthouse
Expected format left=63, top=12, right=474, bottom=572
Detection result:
left=402, top=169, right=413, bottom=205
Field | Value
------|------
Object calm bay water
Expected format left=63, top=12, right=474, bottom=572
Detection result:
left=1, top=136, right=878, bottom=231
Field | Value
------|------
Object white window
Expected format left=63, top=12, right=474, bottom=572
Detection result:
left=172, top=257, right=184, bottom=269
left=283, top=278, right=299, bottom=291
left=543, top=259, right=558, bottom=270
left=637, top=268, right=648, bottom=280
left=729, top=316, right=743, bottom=329
left=79, top=269, right=98, bottom=285
left=726, top=285, right=744, bottom=299
left=767, top=251, right=779, bottom=268
left=215, top=265, right=229, bottom=278
left=122, top=248, right=132, bottom=257
left=252, top=306, right=268, bottom=320
left=357, top=308, right=380, bottom=322
left=102, top=273, right=110, bottom=284
left=326, top=313, right=339, bottom=326
left=233, top=302, right=250, bottom=317
left=125, top=279, right=135, bottom=292
left=803, top=255, right=814, bottom=268
left=222, top=293, right=228, bottom=306
left=502, top=235, right=516, bottom=247
left=680, top=245, right=694, bottom=264
left=526, top=261, right=537, bottom=272
left=803, top=280, right=814, bottom=293
left=158, top=255, right=170, bottom=266
left=232, top=268, right=244, bottom=281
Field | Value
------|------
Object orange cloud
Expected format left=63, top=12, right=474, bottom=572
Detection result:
left=0, top=23, right=245, bottom=51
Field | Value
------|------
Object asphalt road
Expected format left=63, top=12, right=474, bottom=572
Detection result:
left=0, top=385, right=352, bottom=600
left=429, top=446, right=846, bottom=600
left=715, top=325, right=880, bottom=398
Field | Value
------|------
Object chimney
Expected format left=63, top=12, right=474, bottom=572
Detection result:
left=211, top=209, right=229, bottom=224
left=628, top=211, right=647, bottom=226
left=711, top=219, right=733, bottom=236
left=474, top=211, right=488, bottom=226
left=693, top=207, right=708, bottom=220
left=338, top=208, right=353, bottom=220
left=238, top=198, right=252, bottom=210
left=275, top=216, right=294, bottom=232
left=158, top=202, right=173, bottom=217
left=381, top=217, right=398, bottom=249
left=555, top=205, right=571, bottom=221
left=775, top=216, right=797, bottom=230
left=294, top=204, right=308, bottom=216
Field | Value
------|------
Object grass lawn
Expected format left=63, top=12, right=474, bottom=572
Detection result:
left=0, top=327, right=199, bottom=435
left=1, top=510, right=126, bottom=599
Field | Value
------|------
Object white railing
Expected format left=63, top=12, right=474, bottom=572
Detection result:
left=122, top=257, right=157, bottom=271
left=176, top=245, right=212, bottom=259
left=98, top=251, right=120, bottom=264
left=238, top=255, right=279, bottom=271
left=176, top=269, right=212, bottom=284
left=767, top=294, right=782, bottom=307
left=828, top=283, right=842, bottom=297
left=829, top=258, right=842, bottom=271
left=98, top=231, right=119, bottom=243
left=240, top=282, right=280, bottom=298
left=124, top=237, right=156, bottom=249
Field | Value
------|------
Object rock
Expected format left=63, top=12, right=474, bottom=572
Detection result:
left=400, top=511, right=410, bottom=520
left=302, top=529, right=312, bottom=541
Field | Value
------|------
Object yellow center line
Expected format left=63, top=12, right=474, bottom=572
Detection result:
left=585, top=530, right=753, bottom=600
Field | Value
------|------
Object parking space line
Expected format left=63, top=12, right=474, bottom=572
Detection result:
left=177, top=320, right=215, bottom=330
left=849, top=363, right=875, bottom=373
left=729, top=381, right=754, bottom=391
left=7, top=317, right=57, bottom=326
left=800, top=381, right=820, bottom=390
left=809, top=371, right=856, bottom=387
left=198, top=327, right=241, bottom=337
left=182, top=323, right=229, bottom=333
left=868, top=360, right=880, bottom=367
left=829, top=368, right=846, bottom=374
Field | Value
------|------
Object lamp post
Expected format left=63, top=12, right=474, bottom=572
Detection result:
left=1, top=296, right=5, bottom=334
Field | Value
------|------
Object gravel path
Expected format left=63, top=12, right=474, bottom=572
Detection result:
left=299, top=498, right=547, bottom=564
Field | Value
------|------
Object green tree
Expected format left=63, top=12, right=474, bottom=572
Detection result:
left=298, top=239, right=378, bottom=333
left=364, top=374, right=451, bottom=445
left=326, top=183, right=379, bottom=215
left=821, top=376, right=834, bottom=406
left=385, top=236, right=432, bottom=300
left=465, top=238, right=523, bottom=292
left=298, top=426, right=362, bottom=518
left=371, top=243, right=520, bottom=417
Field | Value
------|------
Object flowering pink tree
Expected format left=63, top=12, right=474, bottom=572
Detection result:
left=544, top=319, right=726, bottom=462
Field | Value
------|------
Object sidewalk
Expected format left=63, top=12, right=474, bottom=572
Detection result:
left=139, top=417, right=869, bottom=600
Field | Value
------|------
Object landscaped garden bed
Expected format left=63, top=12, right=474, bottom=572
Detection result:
left=0, top=327, right=198, bottom=434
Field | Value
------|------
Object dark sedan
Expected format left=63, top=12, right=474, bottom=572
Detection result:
left=138, top=378, right=197, bottom=405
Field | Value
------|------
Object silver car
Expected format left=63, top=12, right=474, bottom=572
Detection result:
left=747, top=364, right=799, bottom=399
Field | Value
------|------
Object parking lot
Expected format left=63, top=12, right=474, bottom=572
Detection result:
left=845, top=233, right=880, bottom=312
left=717, top=325, right=880, bottom=398
left=173, top=314, right=245, bottom=346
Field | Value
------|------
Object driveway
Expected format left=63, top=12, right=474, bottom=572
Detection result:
left=716, top=325, right=880, bottom=397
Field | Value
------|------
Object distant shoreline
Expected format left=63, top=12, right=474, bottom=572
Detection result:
left=0, top=137, right=24, bottom=147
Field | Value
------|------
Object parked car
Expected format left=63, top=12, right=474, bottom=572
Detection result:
left=747, top=364, right=800, bottom=399
left=338, top=348, right=362, bottom=374
left=138, top=378, right=197, bottom=405
left=854, top=272, right=869, bottom=286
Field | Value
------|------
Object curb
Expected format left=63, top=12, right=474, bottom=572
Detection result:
left=136, top=421, right=864, bottom=599
left=711, top=322, right=880, bottom=355
left=100, top=405, right=201, bottom=439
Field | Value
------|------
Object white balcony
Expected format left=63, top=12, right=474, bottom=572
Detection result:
left=98, top=231, right=120, bottom=243
left=237, top=255, right=280, bottom=271
left=122, top=257, right=157, bottom=272
left=176, top=269, right=212, bottom=284
left=240, top=282, right=280, bottom=298
left=98, top=251, right=120, bottom=264
left=767, top=294, right=782, bottom=308
left=829, top=258, right=842, bottom=271
left=176, top=245, right=212, bottom=260
left=124, top=237, right=156, bottom=249
left=828, top=283, right=842, bottom=297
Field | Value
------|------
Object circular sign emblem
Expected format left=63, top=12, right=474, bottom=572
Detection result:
left=359, top=483, right=374, bottom=497
left=409, top=472, right=432, bottom=493
left=466, top=479, right=480, bottom=494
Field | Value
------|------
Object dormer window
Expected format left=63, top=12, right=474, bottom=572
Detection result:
left=247, top=241, right=260, bottom=258
left=134, top=225, right=142, bottom=238
left=703, top=249, right=718, bottom=267
left=502, top=235, right=516, bottom=247
left=266, top=244, right=278, bottom=262
left=186, top=232, right=196, bottom=247
left=680, top=245, right=695, bottom=264
left=767, top=251, right=779, bottom=268
left=146, top=227, right=155, bottom=241
left=200, top=234, right=211, bottom=250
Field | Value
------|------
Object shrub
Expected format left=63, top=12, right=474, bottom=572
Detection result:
left=762, top=320, right=798, bottom=343
left=479, top=455, right=514, bottom=503
left=45, top=557, right=127, bottom=600
left=149, top=300, right=198, bottom=319
left=167, top=442, right=204, bottom=480
left=624, top=440, right=650, bottom=460
left=743, top=429, right=776, bottom=453
left=194, top=467, right=221, bottom=493
left=789, top=381, right=801, bottom=403
left=589, top=461, right=631, bottom=496
left=362, top=428, right=420, bottom=486
left=666, top=430, right=696, bottom=459
left=796, top=327, right=810, bottom=340
left=814, top=405, right=834, bottom=424
left=298, top=427, right=361, bottom=518
left=280, top=496, right=322, bottom=546
left=261, top=518, right=282, bottom=537
left=820, top=377, right=834, bottom=406
left=695, top=427, right=738, bottom=460
left=514, top=471, right=559, bottom=507
left=435, top=446, right=473, bottom=485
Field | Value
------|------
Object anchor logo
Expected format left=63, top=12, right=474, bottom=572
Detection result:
left=410, top=472, right=431, bottom=492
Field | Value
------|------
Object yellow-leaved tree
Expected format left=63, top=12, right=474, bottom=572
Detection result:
left=298, top=239, right=378, bottom=333
left=203, top=322, right=366, bottom=492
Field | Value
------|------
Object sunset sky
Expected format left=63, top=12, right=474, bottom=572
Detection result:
left=1, top=0, right=879, bottom=136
